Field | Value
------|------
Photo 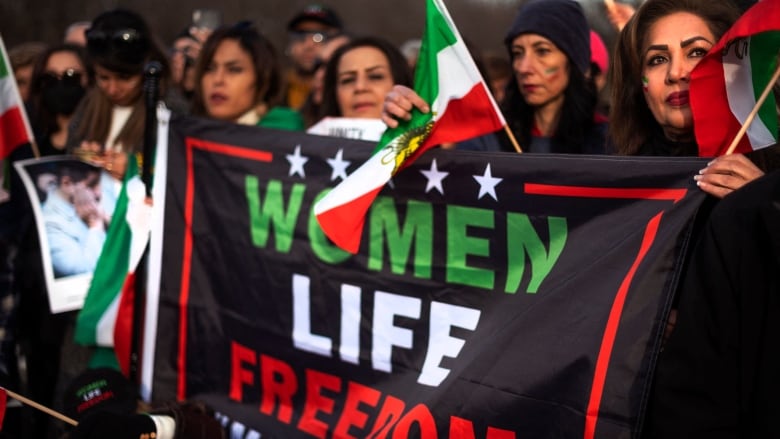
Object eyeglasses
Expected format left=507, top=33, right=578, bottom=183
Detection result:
left=39, top=69, right=84, bottom=87
left=86, top=27, right=149, bottom=63
left=288, top=30, right=339, bottom=44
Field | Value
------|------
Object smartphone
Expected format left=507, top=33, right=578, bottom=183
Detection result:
left=192, top=9, right=222, bottom=30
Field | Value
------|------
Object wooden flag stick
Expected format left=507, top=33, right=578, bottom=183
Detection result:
left=504, top=125, right=523, bottom=153
left=725, top=62, right=780, bottom=155
left=5, top=388, right=78, bottom=426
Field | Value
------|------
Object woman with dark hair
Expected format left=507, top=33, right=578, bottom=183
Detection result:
left=67, top=8, right=179, bottom=181
left=28, top=43, right=92, bottom=156
left=382, top=0, right=607, bottom=154
left=319, top=36, right=413, bottom=120
left=609, top=0, right=770, bottom=198
left=191, top=22, right=303, bottom=130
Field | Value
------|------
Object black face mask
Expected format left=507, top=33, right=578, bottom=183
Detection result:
left=40, top=75, right=86, bottom=116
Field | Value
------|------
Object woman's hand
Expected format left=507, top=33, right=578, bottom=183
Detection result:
left=695, top=154, right=765, bottom=198
left=73, top=141, right=127, bottom=180
left=381, top=85, right=430, bottom=128
left=103, top=149, right=128, bottom=181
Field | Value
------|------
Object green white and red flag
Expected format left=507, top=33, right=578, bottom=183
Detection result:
left=314, top=0, right=506, bottom=253
left=0, top=35, right=34, bottom=160
left=75, top=157, right=152, bottom=375
left=691, top=0, right=780, bottom=157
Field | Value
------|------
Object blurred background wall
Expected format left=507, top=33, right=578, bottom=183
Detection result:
left=1, top=0, right=637, bottom=61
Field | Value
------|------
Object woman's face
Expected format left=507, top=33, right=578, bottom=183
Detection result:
left=510, top=34, right=570, bottom=109
left=641, top=12, right=715, bottom=142
left=94, top=65, right=142, bottom=107
left=201, top=39, right=257, bottom=122
left=336, top=46, right=395, bottom=118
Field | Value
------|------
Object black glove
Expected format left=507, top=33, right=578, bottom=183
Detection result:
left=69, top=411, right=156, bottom=439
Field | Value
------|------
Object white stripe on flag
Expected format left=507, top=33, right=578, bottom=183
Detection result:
left=723, top=42, right=775, bottom=148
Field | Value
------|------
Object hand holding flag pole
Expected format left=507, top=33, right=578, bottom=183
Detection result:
left=724, top=62, right=780, bottom=155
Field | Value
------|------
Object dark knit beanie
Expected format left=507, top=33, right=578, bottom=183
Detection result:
left=504, top=0, right=591, bottom=76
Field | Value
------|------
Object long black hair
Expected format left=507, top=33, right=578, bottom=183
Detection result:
left=501, top=62, right=600, bottom=153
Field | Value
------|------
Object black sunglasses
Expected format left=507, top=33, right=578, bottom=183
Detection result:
left=86, top=28, right=149, bottom=62
left=39, top=69, right=84, bottom=87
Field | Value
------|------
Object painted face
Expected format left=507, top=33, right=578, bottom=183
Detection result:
left=94, top=65, right=142, bottom=106
left=201, top=39, right=257, bottom=122
left=641, top=12, right=715, bottom=142
left=510, top=34, right=570, bottom=110
left=336, top=46, right=395, bottom=119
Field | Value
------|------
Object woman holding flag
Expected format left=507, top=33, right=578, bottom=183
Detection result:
left=609, top=0, right=774, bottom=198
left=382, top=0, right=608, bottom=154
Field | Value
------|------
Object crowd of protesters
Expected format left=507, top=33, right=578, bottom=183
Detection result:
left=1, top=0, right=779, bottom=437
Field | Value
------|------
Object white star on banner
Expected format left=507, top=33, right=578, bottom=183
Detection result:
left=473, top=163, right=502, bottom=201
left=327, top=149, right=351, bottom=181
left=286, top=145, right=309, bottom=178
left=420, top=159, right=449, bottom=194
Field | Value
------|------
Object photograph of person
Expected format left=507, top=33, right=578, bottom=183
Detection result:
left=14, top=156, right=112, bottom=313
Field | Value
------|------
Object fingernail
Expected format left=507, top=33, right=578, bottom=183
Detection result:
left=707, top=160, right=715, bottom=166
left=693, top=174, right=701, bottom=181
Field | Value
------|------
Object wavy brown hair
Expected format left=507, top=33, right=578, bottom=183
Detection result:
left=608, top=0, right=740, bottom=155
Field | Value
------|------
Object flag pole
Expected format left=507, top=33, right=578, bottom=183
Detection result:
left=503, top=125, right=523, bottom=153
left=725, top=62, right=780, bottom=155
left=4, top=389, right=78, bottom=426
left=129, top=61, right=162, bottom=386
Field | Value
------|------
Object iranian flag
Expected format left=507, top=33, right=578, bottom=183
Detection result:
left=0, top=35, right=34, bottom=160
left=691, top=0, right=780, bottom=157
left=75, top=158, right=153, bottom=375
left=314, top=0, right=506, bottom=253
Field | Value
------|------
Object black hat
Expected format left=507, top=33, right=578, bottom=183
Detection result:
left=504, top=0, right=590, bottom=76
left=62, top=368, right=139, bottom=422
left=86, top=8, right=152, bottom=74
left=287, top=5, right=343, bottom=31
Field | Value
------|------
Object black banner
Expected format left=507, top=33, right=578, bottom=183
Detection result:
left=151, top=114, right=707, bottom=438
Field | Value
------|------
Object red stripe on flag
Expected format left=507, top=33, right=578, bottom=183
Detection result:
left=316, top=186, right=385, bottom=254
left=114, top=272, right=137, bottom=377
left=0, top=387, right=7, bottom=429
left=0, top=107, right=31, bottom=159
left=691, top=59, right=752, bottom=157
left=414, top=84, right=504, bottom=162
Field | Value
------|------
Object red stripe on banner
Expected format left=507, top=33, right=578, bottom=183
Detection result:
left=525, top=183, right=688, bottom=203
left=0, top=387, right=6, bottom=429
left=185, top=137, right=274, bottom=162
left=114, top=273, right=137, bottom=376
left=177, top=141, right=196, bottom=400
left=407, top=84, right=504, bottom=165
left=178, top=139, right=273, bottom=400
left=523, top=181, right=683, bottom=437
left=316, top=186, right=384, bottom=254
left=584, top=212, right=663, bottom=439
left=0, top=107, right=31, bottom=159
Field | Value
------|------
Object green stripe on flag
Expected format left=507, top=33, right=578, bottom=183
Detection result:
left=0, top=52, right=7, bottom=78
left=377, top=0, right=457, bottom=153
left=750, top=31, right=780, bottom=139
left=75, top=156, right=139, bottom=345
